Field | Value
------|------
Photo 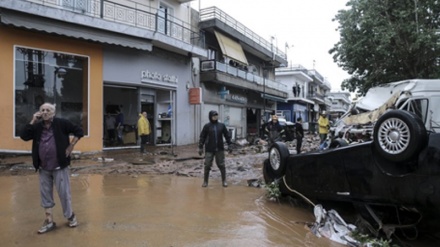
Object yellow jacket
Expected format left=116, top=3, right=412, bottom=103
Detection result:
left=137, top=114, right=151, bottom=136
left=318, top=116, right=329, bottom=134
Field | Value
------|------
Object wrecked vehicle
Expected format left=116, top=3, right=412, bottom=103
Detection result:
left=263, top=79, right=440, bottom=237
left=332, top=79, right=440, bottom=146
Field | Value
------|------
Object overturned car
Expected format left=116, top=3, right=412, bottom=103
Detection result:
left=263, top=79, right=440, bottom=236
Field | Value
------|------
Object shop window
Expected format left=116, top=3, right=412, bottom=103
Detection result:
left=14, top=46, right=89, bottom=136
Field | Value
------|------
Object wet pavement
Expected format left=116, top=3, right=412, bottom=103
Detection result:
left=0, top=174, right=344, bottom=247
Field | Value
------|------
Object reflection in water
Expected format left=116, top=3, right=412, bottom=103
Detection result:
left=0, top=174, right=339, bottom=247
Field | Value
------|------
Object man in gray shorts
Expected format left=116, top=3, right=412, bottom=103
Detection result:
left=20, top=102, right=84, bottom=234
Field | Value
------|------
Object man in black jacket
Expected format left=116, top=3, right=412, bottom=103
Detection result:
left=294, top=117, right=304, bottom=154
left=198, top=110, right=232, bottom=187
left=20, top=102, right=83, bottom=234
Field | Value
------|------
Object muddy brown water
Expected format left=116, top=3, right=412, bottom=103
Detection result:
left=0, top=174, right=344, bottom=247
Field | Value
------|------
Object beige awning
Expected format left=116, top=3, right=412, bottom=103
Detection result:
left=214, top=31, right=248, bottom=65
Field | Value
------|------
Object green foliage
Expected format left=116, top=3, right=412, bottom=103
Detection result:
left=263, top=180, right=281, bottom=200
left=330, top=0, right=440, bottom=95
left=351, top=230, right=400, bottom=247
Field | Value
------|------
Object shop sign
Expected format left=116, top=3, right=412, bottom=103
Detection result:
left=141, top=70, right=178, bottom=84
left=227, top=94, right=247, bottom=104
left=189, top=87, right=202, bottom=105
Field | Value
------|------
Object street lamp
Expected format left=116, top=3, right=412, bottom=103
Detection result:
left=53, top=67, right=67, bottom=104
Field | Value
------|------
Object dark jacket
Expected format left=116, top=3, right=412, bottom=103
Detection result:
left=198, top=111, right=232, bottom=152
left=294, top=122, right=304, bottom=138
left=20, top=117, right=84, bottom=171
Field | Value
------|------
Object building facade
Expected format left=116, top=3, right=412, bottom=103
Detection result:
left=196, top=7, right=288, bottom=140
left=275, top=65, right=331, bottom=131
left=1, top=0, right=292, bottom=152
left=327, top=92, right=352, bottom=120
left=0, top=0, right=205, bottom=152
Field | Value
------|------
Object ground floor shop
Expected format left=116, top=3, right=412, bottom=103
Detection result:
left=0, top=25, right=196, bottom=153
left=200, top=82, right=278, bottom=141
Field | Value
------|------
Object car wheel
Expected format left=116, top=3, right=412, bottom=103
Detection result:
left=373, top=110, right=427, bottom=162
left=263, top=160, right=276, bottom=184
left=267, top=142, right=289, bottom=177
left=329, top=138, right=348, bottom=149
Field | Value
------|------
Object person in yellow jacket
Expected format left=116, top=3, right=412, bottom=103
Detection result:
left=137, top=111, right=151, bottom=154
left=318, top=111, right=330, bottom=144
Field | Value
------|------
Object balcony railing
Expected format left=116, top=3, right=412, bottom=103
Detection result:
left=200, top=60, right=288, bottom=92
left=307, top=92, right=325, bottom=101
left=199, top=6, right=287, bottom=60
left=25, top=0, right=199, bottom=45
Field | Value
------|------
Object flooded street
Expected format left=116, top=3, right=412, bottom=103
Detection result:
left=0, top=174, right=343, bottom=247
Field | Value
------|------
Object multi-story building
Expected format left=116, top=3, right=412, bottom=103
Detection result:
left=0, top=0, right=289, bottom=152
left=275, top=65, right=331, bottom=130
left=0, top=0, right=206, bottom=152
left=195, top=7, right=288, bottom=140
left=327, top=92, right=352, bottom=120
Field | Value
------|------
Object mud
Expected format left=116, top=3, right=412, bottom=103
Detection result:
left=0, top=143, right=269, bottom=187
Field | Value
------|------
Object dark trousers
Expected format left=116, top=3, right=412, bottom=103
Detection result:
left=140, top=135, right=149, bottom=153
left=296, top=137, right=303, bottom=154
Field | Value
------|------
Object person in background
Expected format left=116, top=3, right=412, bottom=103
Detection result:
left=198, top=110, right=232, bottom=188
left=294, top=117, right=304, bottom=154
left=265, top=115, right=285, bottom=144
left=20, top=102, right=83, bottom=234
left=105, top=112, right=116, bottom=144
left=318, top=111, right=330, bottom=144
left=137, top=111, right=151, bottom=154
left=115, top=108, right=124, bottom=145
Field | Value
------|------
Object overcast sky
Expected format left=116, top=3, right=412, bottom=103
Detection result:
left=191, top=0, right=350, bottom=92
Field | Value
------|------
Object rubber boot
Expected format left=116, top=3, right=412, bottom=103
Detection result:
left=220, top=167, right=228, bottom=187
left=202, top=169, right=209, bottom=187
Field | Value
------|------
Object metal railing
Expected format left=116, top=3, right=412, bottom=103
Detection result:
left=201, top=60, right=288, bottom=92
left=307, top=92, right=325, bottom=101
left=199, top=6, right=287, bottom=60
left=25, top=0, right=199, bottom=45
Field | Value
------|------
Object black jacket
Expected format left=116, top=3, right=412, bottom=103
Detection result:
left=20, top=117, right=84, bottom=171
left=198, top=111, right=232, bottom=152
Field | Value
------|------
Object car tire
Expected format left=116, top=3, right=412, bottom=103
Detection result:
left=267, top=142, right=290, bottom=177
left=263, top=160, right=276, bottom=184
left=373, top=110, right=427, bottom=162
left=329, top=138, right=349, bottom=149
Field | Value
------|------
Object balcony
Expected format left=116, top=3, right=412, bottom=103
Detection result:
left=199, top=7, right=287, bottom=67
left=200, top=60, right=287, bottom=98
left=1, top=0, right=205, bottom=56
left=307, top=92, right=325, bottom=103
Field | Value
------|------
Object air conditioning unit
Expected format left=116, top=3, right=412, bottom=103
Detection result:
left=201, top=61, right=215, bottom=71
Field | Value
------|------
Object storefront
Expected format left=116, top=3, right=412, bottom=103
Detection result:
left=0, top=25, right=103, bottom=152
left=201, top=83, right=272, bottom=140
left=102, top=47, right=194, bottom=148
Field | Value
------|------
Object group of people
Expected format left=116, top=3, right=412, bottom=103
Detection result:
left=20, top=101, right=330, bottom=234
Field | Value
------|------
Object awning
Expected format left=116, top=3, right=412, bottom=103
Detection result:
left=0, top=10, right=153, bottom=51
left=214, top=30, right=248, bottom=65
left=261, top=93, right=287, bottom=103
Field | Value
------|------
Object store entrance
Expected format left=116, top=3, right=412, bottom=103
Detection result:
left=141, top=102, right=155, bottom=145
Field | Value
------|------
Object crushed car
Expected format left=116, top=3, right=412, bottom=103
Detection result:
left=263, top=79, right=440, bottom=238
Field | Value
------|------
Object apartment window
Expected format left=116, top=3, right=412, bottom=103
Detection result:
left=14, top=46, right=89, bottom=136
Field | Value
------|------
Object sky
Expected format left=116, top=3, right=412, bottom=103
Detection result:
left=191, top=0, right=350, bottom=92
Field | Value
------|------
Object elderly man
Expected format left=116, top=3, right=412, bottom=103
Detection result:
left=20, top=102, right=84, bottom=234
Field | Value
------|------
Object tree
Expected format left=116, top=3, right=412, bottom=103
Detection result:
left=330, top=0, right=440, bottom=95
